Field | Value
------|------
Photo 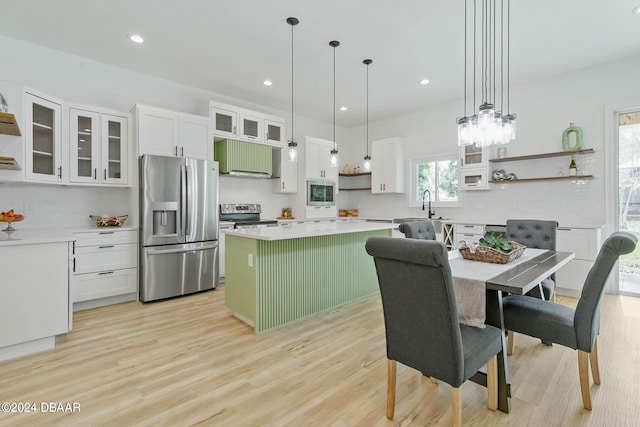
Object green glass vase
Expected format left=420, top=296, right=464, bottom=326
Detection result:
left=562, top=122, right=583, bottom=151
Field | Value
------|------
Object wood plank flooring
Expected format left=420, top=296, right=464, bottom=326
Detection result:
left=1, top=288, right=639, bottom=426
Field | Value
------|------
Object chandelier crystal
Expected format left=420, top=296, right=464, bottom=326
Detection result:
left=457, top=0, right=517, bottom=147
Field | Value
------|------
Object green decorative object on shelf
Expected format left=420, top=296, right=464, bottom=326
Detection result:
left=562, top=122, right=583, bottom=151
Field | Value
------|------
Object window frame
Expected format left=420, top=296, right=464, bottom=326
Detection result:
left=409, top=152, right=461, bottom=208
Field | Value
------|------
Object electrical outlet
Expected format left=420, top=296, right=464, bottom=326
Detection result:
left=248, top=253, right=253, bottom=267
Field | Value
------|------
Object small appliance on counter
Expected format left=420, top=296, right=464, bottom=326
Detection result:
left=219, top=204, right=278, bottom=229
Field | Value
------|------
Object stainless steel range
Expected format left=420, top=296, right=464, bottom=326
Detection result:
left=219, top=204, right=278, bottom=229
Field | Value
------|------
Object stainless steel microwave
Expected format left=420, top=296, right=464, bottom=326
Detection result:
left=307, top=180, right=336, bottom=206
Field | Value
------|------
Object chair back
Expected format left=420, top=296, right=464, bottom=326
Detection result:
left=506, top=219, right=558, bottom=250
left=398, top=221, right=436, bottom=240
left=574, top=231, right=637, bottom=351
left=365, top=237, right=464, bottom=386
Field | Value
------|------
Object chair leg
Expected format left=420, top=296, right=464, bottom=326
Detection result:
left=590, top=338, right=601, bottom=385
left=487, top=355, right=498, bottom=410
left=451, top=387, right=462, bottom=427
left=578, top=350, right=592, bottom=410
left=507, top=330, right=515, bottom=355
left=387, top=360, right=396, bottom=419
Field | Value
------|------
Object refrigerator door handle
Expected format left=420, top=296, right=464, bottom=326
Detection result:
left=185, top=164, right=191, bottom=235
left=180, top=164, right=187, bottom=236
left=146, top=243, right=217, bottom=255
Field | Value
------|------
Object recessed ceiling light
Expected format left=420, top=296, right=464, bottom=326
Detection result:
left=263, top=80, right=273, bottom=86
left=633, top=5, right=640, bottom=14
left=128, top=34, right=144, bottom=44
left=340, top=106, right=348, bottom=111
left=420, top=79, right=430, bottom=85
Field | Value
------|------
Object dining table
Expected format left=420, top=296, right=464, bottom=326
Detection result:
left=448, top=248, right=575, bottom=413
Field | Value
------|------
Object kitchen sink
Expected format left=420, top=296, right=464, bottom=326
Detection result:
left=392, top=217, right=447, bottom=233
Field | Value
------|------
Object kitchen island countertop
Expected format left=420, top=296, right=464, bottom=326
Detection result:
left=222, top=221, right=396, bottom=241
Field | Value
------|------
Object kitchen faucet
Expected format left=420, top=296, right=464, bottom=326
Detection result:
left=422, top=189, right=435, bottom=219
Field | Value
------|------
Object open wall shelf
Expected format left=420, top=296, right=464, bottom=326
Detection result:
left=489, top=148, right=594, bottom=163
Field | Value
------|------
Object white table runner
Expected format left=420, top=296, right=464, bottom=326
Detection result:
left=448, top=248, right=547, bottom=328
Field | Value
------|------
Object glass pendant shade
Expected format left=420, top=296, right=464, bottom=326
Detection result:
left=456, top=0, right=517, bottom=147
left=287, top=141, right=298, bottom=161
left=330, top=148, right=339, bottom=167
left=363, top=155, right=371, bottom=172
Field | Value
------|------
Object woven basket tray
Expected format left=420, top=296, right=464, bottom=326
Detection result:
left=458, top=241, right=526, bottom=264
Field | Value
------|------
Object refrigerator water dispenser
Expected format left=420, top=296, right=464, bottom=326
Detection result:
left=152, top=202, right=178, bottom=236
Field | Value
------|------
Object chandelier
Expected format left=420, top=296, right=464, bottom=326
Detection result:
left=457, top=0, right=517, bottom=147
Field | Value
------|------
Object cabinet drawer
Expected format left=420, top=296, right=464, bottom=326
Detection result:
left=72, top=268, right=137, bottom=303
left=74, top=243, right=137, bottom=274
left=556, top=259, right=593, bottom=292
left=456, top=224, right=485, bottom=234
left=74, top=229, right=137, bottom=247
left=557, top=228, right=600, bottom=261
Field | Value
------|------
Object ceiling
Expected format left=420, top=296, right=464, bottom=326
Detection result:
left=1, top=0, right=639, bottom=127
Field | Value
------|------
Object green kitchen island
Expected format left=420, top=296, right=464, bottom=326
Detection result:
left=223, top=220, right=394, bottom=334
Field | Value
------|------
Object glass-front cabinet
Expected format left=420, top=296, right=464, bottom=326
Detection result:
left=25, top=92, right=62, bottom=183
left=459, top=144, right=488, bottom=169
left=211, top=106, right=237, bottom=139
left=69, top=107, right=128, bottom=185
left=265, top=119, right=285, bottom=147
left=102, top=114, right=128, bottom=185
left=238, top=112, right=262, bottom=142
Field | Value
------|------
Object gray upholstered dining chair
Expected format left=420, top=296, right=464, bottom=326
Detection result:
left=365, top=237, right=502, bottom=427
left=502, top=231, right=637, bottom=410
left=506, top=219, right=559, bottom=301
left=398, top=220, right=436, bottom=240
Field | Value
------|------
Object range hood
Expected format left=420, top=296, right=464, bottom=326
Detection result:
left=214, top=139, right=272, bottom=179
left=0, top=92, right=21, bottom=136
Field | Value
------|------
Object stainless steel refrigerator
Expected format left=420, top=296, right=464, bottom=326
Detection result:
left=139, top=154, right=219, bottom=302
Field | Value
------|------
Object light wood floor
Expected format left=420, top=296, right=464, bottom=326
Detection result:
left=1, top=288, right=640, bottom=426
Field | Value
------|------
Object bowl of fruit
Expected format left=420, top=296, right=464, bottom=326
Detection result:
left=0, top=209, right=25, bottom=234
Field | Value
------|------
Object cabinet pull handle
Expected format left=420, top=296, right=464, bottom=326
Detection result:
left=73, top=258, right=76, bottom=273
left=175, top=146, right=178, bottom=156
left=99, top=231, right=115, bottom=235
left=98, top=271, right=114, bottom=275
left=233, top=126, right=236, bottom=134
left=282, top=182, right=285, bottom=190
left=104, top=169, right=107, bottom=180
left=94, top=168, right=97, bottom=180
left=57, top=166, right=62, bottom=178
left=98, top=245, right=115, bottom=249
left=181, top=146, right=184, bottom=157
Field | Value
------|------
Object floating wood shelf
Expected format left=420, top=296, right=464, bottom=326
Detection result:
left=0, top=156, right=21, bottom=170
left=490, top=175, right=594, bottom=183
left=489, top=148, right=594, bottom=163
left=338, top=172, right=372, bottom=177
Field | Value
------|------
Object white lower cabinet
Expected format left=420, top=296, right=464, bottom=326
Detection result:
left=555, top=227, right=603, bottom=295
left=453, top=224, right=485, bottom=249
left=0, top=241, right=70, bottom=361
left=71, top=229, right=138, bottom=309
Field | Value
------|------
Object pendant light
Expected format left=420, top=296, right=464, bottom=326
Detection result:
left=456, top=0, right=517, bottom=147
left=363, top=59, right=372, bottom=172
left=286, top=17, right=299, bottom=161
left=329, top=40, right=340, bottom=168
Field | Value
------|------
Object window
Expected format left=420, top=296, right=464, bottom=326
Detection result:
left=410, top=154, right=459, bottom=206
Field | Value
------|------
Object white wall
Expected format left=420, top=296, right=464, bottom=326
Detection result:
left=338, top=54, right=640, bottom=228
left=0, top=35, right=340, bottom=226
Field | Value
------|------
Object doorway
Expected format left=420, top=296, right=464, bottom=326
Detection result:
left=617, top=110, right=640, bottom=296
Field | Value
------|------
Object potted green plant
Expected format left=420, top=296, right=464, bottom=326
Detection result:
left=479, top=231, right=513, bottom=253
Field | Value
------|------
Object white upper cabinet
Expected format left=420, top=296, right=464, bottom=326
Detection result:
left=238, top=112, right=262, bottom=143
left=25, top=91, right=63, bottom=183
left=211, top=106, right=237, bottom=139
left=203, top=100, right=286, bottom=148
left=69, top=106, right=129, bottom=186
left=304, top=137, right=337, bottom=181
left=264, top=119, right=285, bottom=147
left=179, top=114, right=210, bottom=160
left=371, top=137, right=404, bottom=194
left=272, top=147, right=298, bottom=193
left=134, top=105, right=210, bottom=160
left=459, top=144, right=488, bottom=169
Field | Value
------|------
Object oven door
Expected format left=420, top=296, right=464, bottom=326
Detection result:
left=306, top=180, right=335, bottom=206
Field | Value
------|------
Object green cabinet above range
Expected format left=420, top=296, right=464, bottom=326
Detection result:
left=214, top=139, right=272, bottom=177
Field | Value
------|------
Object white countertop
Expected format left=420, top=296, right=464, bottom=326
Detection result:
left=223, top=221, right=396, bottom=241
left=0, top=226, right=137, bottom=246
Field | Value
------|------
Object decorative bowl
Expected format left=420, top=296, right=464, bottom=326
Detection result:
left=90, top=214, right=128, bottom=227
